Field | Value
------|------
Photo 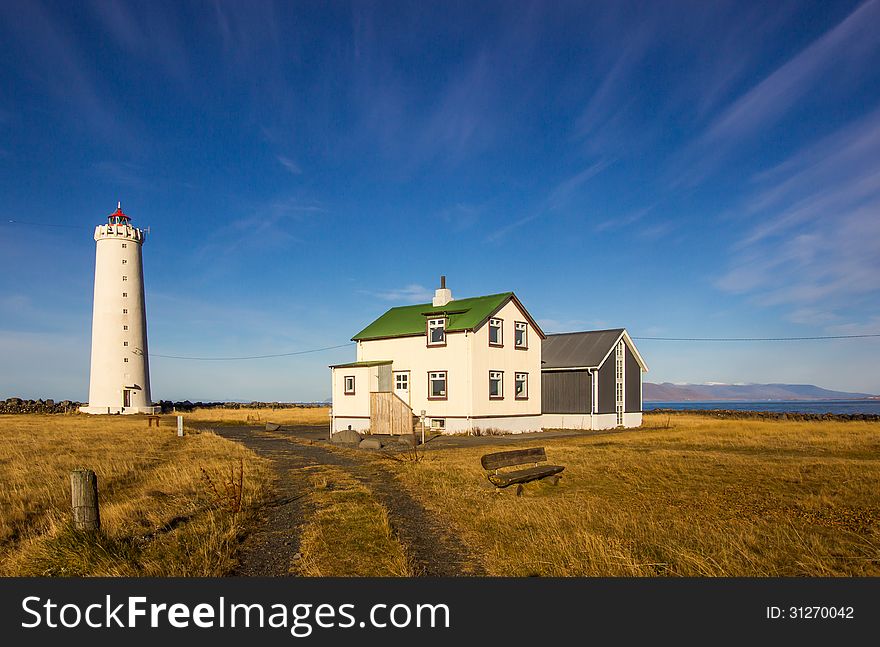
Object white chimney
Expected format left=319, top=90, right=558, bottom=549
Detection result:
left=432, top=275, right=453, bottom=307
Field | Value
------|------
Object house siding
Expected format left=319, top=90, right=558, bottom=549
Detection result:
left=597, top=356, right=616, bottom=413
left=353, top=298, right=541, bottom=431
left=625, top=345, right=641, bottom=412
left=468, top=299, right=542, bottom=418
left=541, top=370, right=591, bottom=413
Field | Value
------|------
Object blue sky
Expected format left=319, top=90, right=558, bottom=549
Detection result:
left=1, top=0, right=879, bottom=401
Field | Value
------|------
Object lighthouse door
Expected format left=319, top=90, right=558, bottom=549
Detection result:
left=123, top=389, right=131, bottom=408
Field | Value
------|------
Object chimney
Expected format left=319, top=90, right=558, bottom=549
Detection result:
left=432, top=275, right=453, bottom=307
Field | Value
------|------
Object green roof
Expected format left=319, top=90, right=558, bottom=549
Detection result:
left=328, top=360, right=393, bottom=369
left=352, top=292, right=516, bottom=341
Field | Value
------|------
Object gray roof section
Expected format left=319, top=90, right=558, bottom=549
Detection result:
left=541, top=329, right=625, bottom=369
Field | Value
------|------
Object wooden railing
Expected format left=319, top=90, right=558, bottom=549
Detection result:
left=370, top=392, right=413, bottom=435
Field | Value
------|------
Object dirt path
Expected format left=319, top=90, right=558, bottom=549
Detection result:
left=214, top=425, right=483, bottom=576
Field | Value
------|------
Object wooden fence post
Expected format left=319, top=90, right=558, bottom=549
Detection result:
left=70, top=469, right=100, bottom=532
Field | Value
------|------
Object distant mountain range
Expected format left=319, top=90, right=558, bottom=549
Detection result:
left=644, top=383, right=877, bottom=402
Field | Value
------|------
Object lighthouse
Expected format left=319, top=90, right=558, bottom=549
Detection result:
left=80, top=203, right=159, bottom=414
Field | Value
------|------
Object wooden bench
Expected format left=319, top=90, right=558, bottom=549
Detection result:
left=147, top=415, right=161, bottom=428
left=480, top=447, right=564, bottom=495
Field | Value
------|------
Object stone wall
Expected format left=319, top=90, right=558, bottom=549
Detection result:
left=648, top=408, right=880, bottom=422
left=1, top=398, right=327, bottom=415
left=0, top=398, right=83, bottom=414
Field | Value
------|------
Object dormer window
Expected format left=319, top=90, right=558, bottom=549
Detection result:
left=515, top=321, right=528, bottom=349
left=489, top=318, right=503, bottom=346
left=427, top=318, right=446, bottom=346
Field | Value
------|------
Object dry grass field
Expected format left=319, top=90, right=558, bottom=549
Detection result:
left=295, top=464, right=413, bottom=577
left=390, top=413, right=880, bottom=576
left=2, top=408, right=877, bottom=578
left=0, top=413, right=272, bottom=576
left=180, top=406, right=330, bottom=426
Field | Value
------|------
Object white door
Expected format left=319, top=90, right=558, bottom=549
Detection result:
left=394, top=371, right=410, bottom=405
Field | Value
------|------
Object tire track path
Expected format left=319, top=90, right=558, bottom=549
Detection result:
left=214, top=425, right=483, bottom=576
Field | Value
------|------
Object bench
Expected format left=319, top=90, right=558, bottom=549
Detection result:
left=147, top=415, right=161, bottom=428
left=480, top=447, right=565, bottom=495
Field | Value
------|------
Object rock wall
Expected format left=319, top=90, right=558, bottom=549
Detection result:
left=648, top=408, right=880, bottom=422
left=1, top=398, right=326, bottom=415
left=0, top=398, right=83, bottom=414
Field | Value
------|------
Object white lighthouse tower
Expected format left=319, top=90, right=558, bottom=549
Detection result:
left=80, top=203, right=159, bottom=414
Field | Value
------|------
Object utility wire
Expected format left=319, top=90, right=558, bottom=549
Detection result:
left=150, top=342, right=354, bottom=361
left=150, top=333, right=880, bottom=361
left=4, top=219, right=81, bottom=229
left=632, top=334, right=880, bottom=341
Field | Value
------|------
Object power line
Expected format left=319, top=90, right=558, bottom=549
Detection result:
left=4, top=219, right=81, bottom=229
left=632, top=334, right=880, bottom=341
left=149, top=332, right=880, bottom=361
left=150, top=342, right=354, bottom=361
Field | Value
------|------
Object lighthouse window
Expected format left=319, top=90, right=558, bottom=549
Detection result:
left=123, top=358, right=129, bottom=363
left=121, top=243, right=127, bottom=248
left=122, top=259, right=127, bottom=264
left=122, top=292, right=127, bottom=297
left=122, top=276, right=127, bottom=281
left=123, top=341, right=128, bottom=346
left=122, top=308, right=128, bottom=314
left=123, top=325, right=128, bottom=330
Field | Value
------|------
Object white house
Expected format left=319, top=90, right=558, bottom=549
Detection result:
left=330, top=278, right=648, bottom=434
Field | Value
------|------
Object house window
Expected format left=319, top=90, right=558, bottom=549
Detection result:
left=515, top=322, right=528, bottom=349
left=430, top=418, right=446, bottom=430
left=488, top=318, right=503, bottom=346
left=489, top=371, right=503, bottom=399
left=344, top=376, right=356, bottom=395
left=429, top=371, right=447, bottom=399
left=515, top=372, right=528, bottom=399
left=395, top=373, right=408, bottom=391
left=427, top=318, right=446, bottom=346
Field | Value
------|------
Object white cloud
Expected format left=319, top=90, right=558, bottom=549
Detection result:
left=366, top=284, right=434, bottom=302
left=277, top=155, right=302, bottom=175
left=717, top=108, right=880, bottom=323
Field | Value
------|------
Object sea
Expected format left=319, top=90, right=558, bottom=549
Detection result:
left=644, top=400, right=880, bottom=415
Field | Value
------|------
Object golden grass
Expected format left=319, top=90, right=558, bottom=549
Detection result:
left=0, top=413, right=272, bottom=576
left=295, top=464, right=413, bottom=577
left=180, top=406, right=331, bottom=426
left=390, top=413, right=880, bottom=576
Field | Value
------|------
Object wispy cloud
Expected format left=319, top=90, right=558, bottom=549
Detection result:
left=438, top=203, right=481, bottom=232
left=196, top=196, right=327, bottom=258
left=671, top=0, right=880, bottom=187
left=716, top=107, right=880, bottom=322
left=364, top=284, right=434, bottom=302
left=546, top=160, right=613, bottom=211
left=277, top=155, right=302, bottom=175
left=91, top=160, right=148, bottom=190
left=703, top=0, right=880, bottom=145
left=0, top=1, right=133, bottom=142
left=487, top=160, right=611, bottom=242
left=346, top=3, right=545, bottom=169
left=537, top=318, right=608, bottom=334
left=89, top=0, right=190, bottom=81
left=595, top=204, right=654, bottom=233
